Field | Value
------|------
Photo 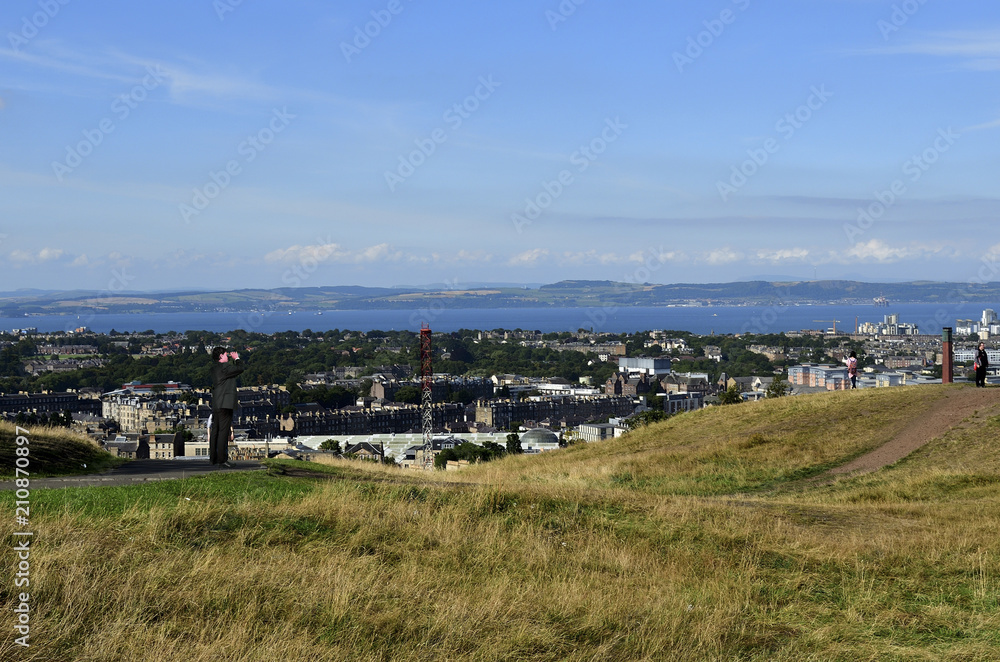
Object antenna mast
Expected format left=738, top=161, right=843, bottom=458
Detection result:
left=420, top=323, right=433, bottom=469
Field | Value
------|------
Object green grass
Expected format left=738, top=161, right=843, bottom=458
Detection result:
left=4, top=384, right=1000, bottom=661
left=29, top=470, right=319, bottom=519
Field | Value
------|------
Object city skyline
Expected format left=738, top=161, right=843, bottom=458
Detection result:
left=2, top=1, right=1000, bottom=292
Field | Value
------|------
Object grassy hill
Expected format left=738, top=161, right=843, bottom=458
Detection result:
left=3, top=385, right=1000, bottom=660
left=0, top=422, right=123, bottom=478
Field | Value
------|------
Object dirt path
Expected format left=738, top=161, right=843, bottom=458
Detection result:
left=822, top=385, right=1000, bottom=479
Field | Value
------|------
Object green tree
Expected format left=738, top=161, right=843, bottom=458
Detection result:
left=559, top=429, right=581, bottom=447
left=718, top=383, right=742, bottom=405
left=320, top=439, right=342, bottom=453
left=505, top=432, right=522, bottom=455
left=393, top=385, right=422, bottom=404
left=625, top=410, right=668, bottom=430
left=434, top=441, right=506, bottom=469
left=765, top=376, right=790, bottom=399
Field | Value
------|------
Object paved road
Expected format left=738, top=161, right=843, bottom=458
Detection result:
left=0, top=458, right=265, bottom=490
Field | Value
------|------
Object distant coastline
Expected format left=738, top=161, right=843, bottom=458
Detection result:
left=3, top=302, right=996, bottom=337
left=2, top=279, right=999, bottom=320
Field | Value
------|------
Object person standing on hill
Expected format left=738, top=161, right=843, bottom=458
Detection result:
left=210, top=346, right=244, bottom=465
left=974, top=342, right=989, bottom=388
left=846, top=351, right=858, bottom=389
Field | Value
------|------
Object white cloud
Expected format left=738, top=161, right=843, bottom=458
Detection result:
left=508, top=248, right=549, bottom=266
left=0, top=44, right=286, bottom=108
left=555, top=251, right=626, bottom=266
left=265, top=243, right=402, bottom=265
left=356, top=243, right=402, bottom=262
left=845, top=239, right=912, bottom=262
left=8, top=250, right=32, bottom=263
left=38, top=247, right=64, bottom=261
left=756, top=248, right=811, bottom=262
left=871, top=30, right=1000, bottom=73
left=628, top=249, right=681, bottom=264
left=8, top=248, right=65, bottom=264
left=706, top=248, right=743, bottom=265
left=965, top=117, right=1000, bottom=132
left=884, top=30, right=1000, bottom=59
left=266, top=243, right=345, bottom=264
left=455, top=249, right=493, bottom=263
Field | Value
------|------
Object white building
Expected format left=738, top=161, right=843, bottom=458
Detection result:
left=618, top=357, right=672, bottom=378
left=953, top=347, right=1000, bottom=364
left=859, top=313, right=920, bottom=336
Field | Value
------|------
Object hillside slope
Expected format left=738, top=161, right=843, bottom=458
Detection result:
left=457, top=384, right=1000, bottom=496
left=4, top=385, right=1000, bottom=661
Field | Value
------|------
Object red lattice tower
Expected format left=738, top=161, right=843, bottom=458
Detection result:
left=420, top=323, right=433, bottom=468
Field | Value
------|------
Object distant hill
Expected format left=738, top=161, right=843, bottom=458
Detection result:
left=2, top=279, right=1000, bottom=316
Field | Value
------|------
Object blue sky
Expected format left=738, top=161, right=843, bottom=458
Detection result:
left=2, top=0, right=1000, bottom=293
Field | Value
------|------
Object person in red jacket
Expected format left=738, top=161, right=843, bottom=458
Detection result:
left=210, top=346, right=244, bottom=465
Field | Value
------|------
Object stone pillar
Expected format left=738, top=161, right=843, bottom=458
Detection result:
left=942, top=327, right=953, bottom=384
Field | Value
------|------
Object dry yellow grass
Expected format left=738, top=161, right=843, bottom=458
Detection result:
left=3, top=384, right=1000, bottom=660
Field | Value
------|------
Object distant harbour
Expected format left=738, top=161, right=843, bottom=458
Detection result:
left=3, top=303, right=998, bottom=336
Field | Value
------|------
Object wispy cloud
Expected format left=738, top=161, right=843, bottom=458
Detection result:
left=876, top=29, right=1000, bottom=60
left=706, top=248, right=744, bottom=265
left=264, top=243, right=403, bottom=265
left=508, top=248, right=550, bottom=266
left=0, top=42, right=285, bottom=107
left=756, top=248, right=811, bottom=263
left=964, top=117, right=1000, bottom=132
left=8, top=247, right=65, bottom=264
left=845, top=239, right=914, bottom=262
left=0, top=45, right=137, bottom=85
